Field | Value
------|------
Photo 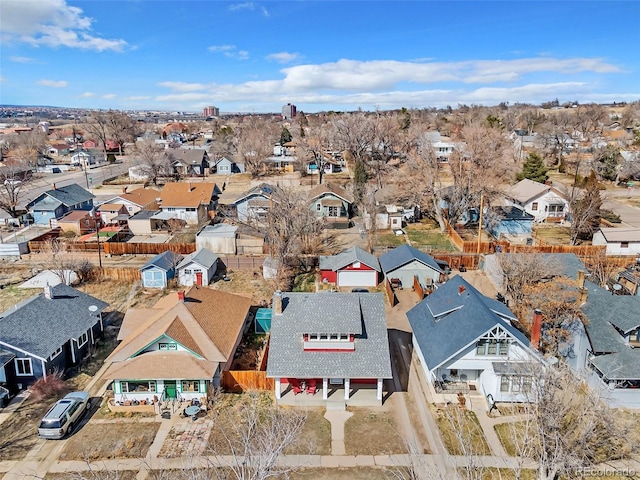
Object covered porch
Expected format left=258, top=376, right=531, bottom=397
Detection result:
left=274, top=377, right=385, bottom=407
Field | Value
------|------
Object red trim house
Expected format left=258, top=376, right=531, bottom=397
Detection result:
left=319, top=246, right=381, bottom=288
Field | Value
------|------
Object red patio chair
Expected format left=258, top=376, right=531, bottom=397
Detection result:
left=290, top=378, right=302, bottom=395
left=306, top=379, right=317, bottom=395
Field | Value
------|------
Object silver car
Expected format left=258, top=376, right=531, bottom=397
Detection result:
left=38, top=391, right=91, bottom=439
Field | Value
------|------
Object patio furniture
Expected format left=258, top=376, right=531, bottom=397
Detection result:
left=290, top=379, right=302, bottom=395
left=185, top=405, right=200, bottom=421
left=306, top=379, right=317, bottom=395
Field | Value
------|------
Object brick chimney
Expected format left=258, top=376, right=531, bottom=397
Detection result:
left=531, top=309, right=543, bottom=350
left=577, top=269, right=588, bottom=304
left=458, top=285, right=466, bottom=295
left=273, top=290, right=283, bottom=315
left=177, top=291, right=185, bottom=302
left=51, top=183, right=56, bottom=190
left=122, top=187, right=127, bottom=194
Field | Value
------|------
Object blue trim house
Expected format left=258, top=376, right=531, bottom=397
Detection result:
left=26, top=183, right=95, bottom=226
left=485, top=206, right=534, bottom=239
left=140, top=251, right=184, bottom=289
left=0, top=284, right=108, bottom=392
left=231, top=183, right=279, bottom=223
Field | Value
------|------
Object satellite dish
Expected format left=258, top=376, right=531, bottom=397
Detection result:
left=88, top=305, right=98, bottom=312
left=613, top=284, right=622, bottom=292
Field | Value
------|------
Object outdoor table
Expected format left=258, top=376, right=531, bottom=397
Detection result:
left=185, top=405, right=200, bottom=420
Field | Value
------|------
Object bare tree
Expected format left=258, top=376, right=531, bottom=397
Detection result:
left=495, top=253, right=557, bottom=307
left=0, top=155, right=33, bottom=219
left=84, top=111, right=111, bottom=162
left=39, top=238, right=91, bottom=285
left=235, top=117, right=278, bottom=177
left=565, top=172, right=603, bottom=245
left=106, top=110, right=138, bottom=156
left=133, top=138, right=172, bottom=185
left=295, top=122, right=332, bottom=185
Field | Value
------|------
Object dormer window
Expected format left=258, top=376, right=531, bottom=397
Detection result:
left=304, top=332, right=355, bottom=351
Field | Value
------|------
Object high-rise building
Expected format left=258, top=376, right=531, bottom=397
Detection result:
left=281, top=103, right=297, bottom=119
left=203, top=106, right=219, bottom=117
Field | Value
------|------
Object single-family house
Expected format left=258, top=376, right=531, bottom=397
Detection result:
left=485, top=206, right=534, bottom=240
left=379, top=244, right=444, bottom=290
left=214, top=157, right=245, bottom=174
left=71, top=150, right=96, bottom=168
left=127, top=210, right=162, bottom=235
left=46, top=144, right=70, bottom=157
left=195, top=224, right=237, bottom=254
left=97, top=203, right=129, bottom=225
left=305, top=154, right=342, bottom=175
left=308, top=183, right=354, bottom=228
left=505, top=179, right=570, bottom=223
left=56, top=210, right=100, bottom=235
left=229, top=184, right=278, bottom=223
left=103, top=288, right=252, bottom=404
left=105, top=187, right=160, bottom=216
left=592, top=228, right=640, bottom=256
left=407, top=276, right=542, bottom=403
left=26, top=183, right=95, bottom=226
left=140, top=251, right=184, bottom=289
left=177, top=248, right=220, bottom=287
left=171, top=149, right=210, bottom=176
left=319, top=246, right=381, bottom=287
left=82, top=139, right=98, bottom=149
left=158, top=182, right=221, bottom=225
left=267, top=291, right=392, bottom=405
left=0, top=284, right=108, bottom=392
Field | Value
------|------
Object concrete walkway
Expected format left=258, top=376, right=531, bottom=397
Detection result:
left=324, top=407, right=353, bottom=455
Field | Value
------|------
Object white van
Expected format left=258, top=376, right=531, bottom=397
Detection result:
left=38, top=391, right=91, bottom=439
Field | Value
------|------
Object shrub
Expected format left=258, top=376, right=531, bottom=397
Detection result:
left=29, top=370, right=67, bottom=401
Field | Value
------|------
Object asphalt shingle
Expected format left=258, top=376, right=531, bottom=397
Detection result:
left=379, top=244, right=443, bottom=275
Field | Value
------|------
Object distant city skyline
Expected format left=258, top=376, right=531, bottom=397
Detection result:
left=1, top=1, right=639, bottom=113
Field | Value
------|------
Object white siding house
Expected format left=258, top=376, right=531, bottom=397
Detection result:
left=592, top=228, right=640, bottom=256
left=177, top=248, right=219, bottom=287
left=505, top=179, right=569, bottom=223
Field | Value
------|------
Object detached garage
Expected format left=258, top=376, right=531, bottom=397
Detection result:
left=319, top=246, right=381, bottom=288
left=379, top=244, right=443, bottom=289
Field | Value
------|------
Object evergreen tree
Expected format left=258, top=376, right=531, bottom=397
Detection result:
left=280, top=126, right=292, bottom=144
left=517, top=152, right=548, bottom=183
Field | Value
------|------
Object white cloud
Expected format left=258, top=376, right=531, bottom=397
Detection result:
left=9, top=56, right=36, bottom=63
left=125, top=96, right=151, bottom=101
left=102, top=93, right=116, bottom=99
left=0, top=0, right=127, bottom=52
left=266, top=52, right=301, bottom=64
left=80, top=92, right=95, bottom=97
left=207, top=44, right=249, bottom=60
left=37, top=79, right=67, bottom=87
left=228, top=2, right=269, bottom=16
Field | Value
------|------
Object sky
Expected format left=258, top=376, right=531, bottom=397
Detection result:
left=0, top=0, right=639, bottom=114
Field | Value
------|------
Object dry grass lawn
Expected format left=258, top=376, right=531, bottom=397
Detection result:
left=433, top=405, right=491, bottom=456
left=283, top=408, right=332, bottom=455
left=211, top=269, right=275, bottom=304
left=59, top=422, right=160, bottom=460
left=46, top=472, right=138, bottom=480
left=344, top=409, right=405, bottom=455
left=533, top=225, right=572, bottom=245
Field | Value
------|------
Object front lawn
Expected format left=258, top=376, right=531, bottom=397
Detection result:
left=405, top=222, right=455, bottom=251
left=344, top=409, right=405, bottom=455
left=284, top=408, right=332, bottom=455
left=433, top=405, right=491, bottom=456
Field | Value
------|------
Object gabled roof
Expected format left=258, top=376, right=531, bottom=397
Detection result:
left=267, top=292, right=392, bottom=379
left=57, top=210, right=92, bottom=222
left=129, top=209, right=161, bottom=221
left=489, top=206, right=534, bottom=221
left=0, top=284, right=108, bottom=360
left=308, top=182, right=354, bottom=204
left=171, top=149, right=209, bottom=165
left=103, top=350, right=217, bottom=380
left=407, top=276, right=529, bottom=370
left=319, top=246, right=381, bottom=272
left=177, top=248, right=219, bottom=270
left=232, top=183, right=279, bottom=204
left=379, top=244, right=443, bottom=274
left=507, top=179, right=567, bottom=205
left=26, top=183, right=95, bottom=210
left=107, top=287, right=252, bottom=365
left=597, top=228, right=640, bottom=243
left=98, top=203, right=126, bottom=212
left=159, top=182, right=220, bottom=208
left=118, top=188, right=160, bottom=209
left=140, top=251, right=183, bottom=272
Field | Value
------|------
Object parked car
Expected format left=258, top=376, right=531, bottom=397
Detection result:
left=351, top=288, right=369, bottom=293
left=38, top=391, right=91, bottom=439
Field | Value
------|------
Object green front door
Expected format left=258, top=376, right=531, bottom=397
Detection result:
left=164, top=380, right=176, bottom=399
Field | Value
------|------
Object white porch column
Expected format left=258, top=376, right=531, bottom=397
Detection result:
left=344, top=378, right=350, bottom=400
left=322, top=378, right=328, bottom=400
left=71, top=339, right=76, bottom=364
left=377, top=378, right=383, bottom=401
left=275, top=378, right=281, bottom=400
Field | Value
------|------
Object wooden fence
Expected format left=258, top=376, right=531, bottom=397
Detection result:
left=219, top=255, right=265, bottom=271
left=413, top=275, right=424, bottom=301
left=444, top=220, right=465, bottom=251
left=99, top=267, right=141, bottom=282
left=384, top=278, right=397, bottom=306
left=221, top=370, right=274, bottom=393
left=103, top=242, right=196, bottom=256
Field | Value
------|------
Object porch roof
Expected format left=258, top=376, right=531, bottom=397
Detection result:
left=103, top=350, right=218, bottom=380
left=321, top=199, right=343, bottom=207
left=492, top=362, right=533, bottom=375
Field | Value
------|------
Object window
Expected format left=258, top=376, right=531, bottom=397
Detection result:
left=309, top=334, right=319, bottom=340
left=330, top=334, right=339, bottom=340
left=186, top=208, right=196, bottom=212
left=522, top=376, right=532, bottom=393
left=50, top=347, right=63, bottom=360
left=476, top=327, right=510, bottom=356
left=316, top=203, right=321, bottom=211
left=159, top=343, right=177, bottom=351
left=77, top=332, right=88, bottom=348
left=320, top=334, right=328, bottom=340
left=531, top=202, right=538, bottom=211
left=121, top=381, right=156, bottom=392
left=184, top=269, right=192, bottom=275
left=15, top=358, right=33, bottom=376
left=328, top=206, right=339, bottom=217
left=306, top=333, right=351, bottom=342
left=500, top=376, right=510, bottom=392
left=339, top=334, right=349, bottom=340
left=181, top=380, right=199, bottom=392
left=621, top=242, right=629, bottom=249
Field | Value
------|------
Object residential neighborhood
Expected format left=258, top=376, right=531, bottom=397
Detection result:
left=0, top=1, right=640, bottom=477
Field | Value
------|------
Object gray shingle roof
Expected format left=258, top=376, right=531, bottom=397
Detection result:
left=27, top=183, right=94, bottom=210
left=140, top=251, right=183, bottom=272
left=379, top=244, right=443, bottom=274
left=177, top=248, right=219, bottom=270
left=0, top=347, right=15, bottom=367
left=407, top=276, right=529, bottom=370
left=319, top=246, right=381, bottom=272
left=0, top=284, right=108, bottom=359
left=267, top=292, right=392, bottom=379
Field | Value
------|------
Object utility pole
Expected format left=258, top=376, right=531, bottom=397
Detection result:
left=477, top=194, right=484, bottom=254
left=96, top=222, right=102, bottom=269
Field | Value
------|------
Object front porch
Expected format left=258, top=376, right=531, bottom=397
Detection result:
left=274, top=378, right=385, bottom=407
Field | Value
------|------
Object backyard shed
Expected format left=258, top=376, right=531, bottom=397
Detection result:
left=196, top=224, right=237, bottom=254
